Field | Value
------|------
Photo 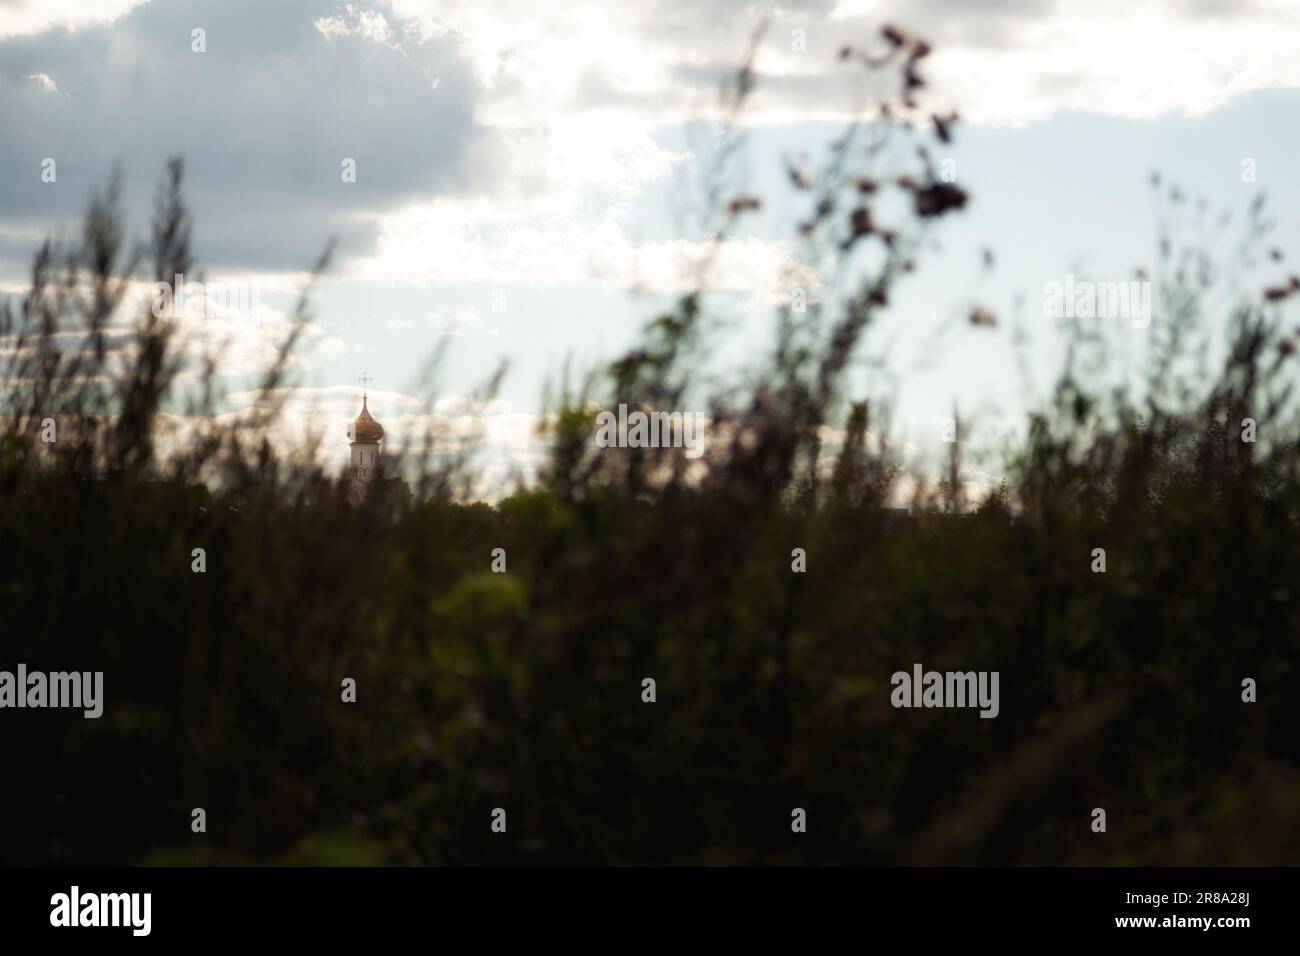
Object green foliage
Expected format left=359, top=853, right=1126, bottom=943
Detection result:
left=0, top=29, right=1296, bottom=865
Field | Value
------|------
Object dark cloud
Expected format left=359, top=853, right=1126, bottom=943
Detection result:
left=0, top=0, right=483, bottom=276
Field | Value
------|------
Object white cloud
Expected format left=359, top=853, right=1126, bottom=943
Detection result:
left=350, top=195, right=813, bottom=294
left=324, top=0, right=1300, bottom=292
left=380, top=0, right=1300, bottom=128
left=26, top=72, right=57, bottom=93
left=0, top=275, right=336, bottom=384
left=314, top=3, right=397, bottom=46
left=0, top=0, right=146, bottom=39
left=902, top=0, right=1300, bottom=126
left=426, top=306, right=483, bottom=334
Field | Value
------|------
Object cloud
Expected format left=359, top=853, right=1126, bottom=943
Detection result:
left=25, top=71, right=56, bottom=92
left=314, top=4, right=397, bottom=45
left=893, top=0, right=1300, bottom=125
left=383, top=0, right=1300, bottom=126
left=4, top=0, right=1299, bottom=406
left=426, top=306, right=482, bottom=334
left=0, top=0, right=147, bottom=39
left=0, top=273, right=338, bottom=382
left=0, top=0, right=482, bottom=276
left=350, top=192, right=814, bottom=293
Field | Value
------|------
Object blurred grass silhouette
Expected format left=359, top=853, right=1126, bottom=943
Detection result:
left=0, top=26, right=1296, bottom=866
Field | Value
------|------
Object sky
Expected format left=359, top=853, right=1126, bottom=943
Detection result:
left=1, top=0, right=1297, bottom=497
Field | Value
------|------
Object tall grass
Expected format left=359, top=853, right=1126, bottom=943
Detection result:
left=0, top=26, right=1295, bottom=865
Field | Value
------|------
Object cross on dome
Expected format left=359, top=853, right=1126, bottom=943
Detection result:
left=348, top=376, right=384, bottom=444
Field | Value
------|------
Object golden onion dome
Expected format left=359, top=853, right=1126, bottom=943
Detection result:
left=348, top=395, right=385, bottom=443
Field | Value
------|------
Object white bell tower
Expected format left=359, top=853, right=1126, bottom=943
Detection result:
left=347, top=375, right=385, bottom=501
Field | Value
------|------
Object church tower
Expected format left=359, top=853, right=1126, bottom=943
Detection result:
left=347, top=387, right=385, bottom=503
